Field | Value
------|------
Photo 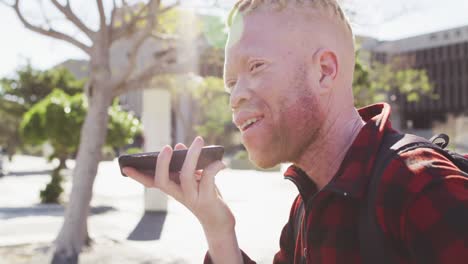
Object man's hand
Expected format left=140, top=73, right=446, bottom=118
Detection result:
left=122, top=137, right=235, bottom=236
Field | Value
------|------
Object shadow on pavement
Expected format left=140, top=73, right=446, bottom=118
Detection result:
left=0, top=205, right=116, bottom=219
left=127, top=212, right=167, bottom=241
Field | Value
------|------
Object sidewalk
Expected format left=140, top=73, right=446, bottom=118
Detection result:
left=0, top=156, right=298, bottom=263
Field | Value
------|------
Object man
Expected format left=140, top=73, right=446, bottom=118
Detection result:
left=123, top=0, right=468, bottom=263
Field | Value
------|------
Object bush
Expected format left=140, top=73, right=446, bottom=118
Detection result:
left=40, top=169, right=64, bottom=204
left=125, top=147, right=143, bottom=155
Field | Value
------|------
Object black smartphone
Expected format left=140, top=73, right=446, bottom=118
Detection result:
left=118, top=145, right=224, bottom=177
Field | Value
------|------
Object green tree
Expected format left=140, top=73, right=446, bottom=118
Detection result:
left=20, top=89, right=141, bottom=167
left=0, top=65, right=84, bottom=158
left=20, top=89, right=141, bottom=203
left=192, top=77, right=237, bottom=147
left=353, top=53, right=433, bottom=108
left=0, top=2, right=197, bottom=259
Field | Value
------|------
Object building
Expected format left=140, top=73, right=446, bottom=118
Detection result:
left=361, top=25, right=468, bottom=151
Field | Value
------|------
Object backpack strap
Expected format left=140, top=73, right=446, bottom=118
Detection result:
left=360, top=132, right=468, bottom=264
left=359, top=132, right=431, bottom=264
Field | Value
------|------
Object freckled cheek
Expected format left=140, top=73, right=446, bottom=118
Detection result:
left=280, top=109, right=302, bottom=134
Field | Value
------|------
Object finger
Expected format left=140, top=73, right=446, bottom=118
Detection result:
left=173, top=144, right=188, bottom=183
left=180, top=137, right=204, bottom=198
left=199, top=161, right=226, bottom=195
left=154, top=146, right=182, bottom=199
left=169, top=172, right=181, bottom=185
left=174, top=143, right=187, bottom=151
left=215, top=185, right=223, bottom=198
left=122, top=167, right=154, bottom=188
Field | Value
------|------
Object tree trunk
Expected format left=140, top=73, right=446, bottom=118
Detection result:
left=58, top=155, right=67, bottom=170
left=51, top=84, right=113, bottom=264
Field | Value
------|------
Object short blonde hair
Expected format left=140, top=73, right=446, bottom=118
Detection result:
left=227, top=0, right=353, bottom=35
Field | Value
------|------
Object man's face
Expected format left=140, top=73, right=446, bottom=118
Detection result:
left=225, top=9, right=326, bottom=168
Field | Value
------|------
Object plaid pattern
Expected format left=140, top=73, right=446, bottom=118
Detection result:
left=204, top=103, right=468, bottom=264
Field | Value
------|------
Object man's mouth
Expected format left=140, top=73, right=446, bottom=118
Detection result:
left=240, top=116, right=264, bottom=131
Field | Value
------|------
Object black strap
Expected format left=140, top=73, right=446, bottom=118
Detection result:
left=359, top=132, right=432, bottom=264
left=291, top=131, right=463, bottom=263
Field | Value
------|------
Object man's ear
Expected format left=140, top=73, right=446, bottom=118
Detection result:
left=312, top=48, right=338, bottom=95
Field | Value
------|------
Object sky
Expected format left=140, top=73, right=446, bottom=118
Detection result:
left=0, top=0, right=467, bottom=78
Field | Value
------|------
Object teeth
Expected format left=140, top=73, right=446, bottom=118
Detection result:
left=241, top=118, right=259, bottom=130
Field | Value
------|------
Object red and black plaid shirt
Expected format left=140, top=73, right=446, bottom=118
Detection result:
left=205, top=103, right=468, bottom=264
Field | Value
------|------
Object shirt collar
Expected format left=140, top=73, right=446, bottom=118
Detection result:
left=284, top=103, right=394, bottom=200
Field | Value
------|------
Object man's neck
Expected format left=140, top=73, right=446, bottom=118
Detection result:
left=294, top=107, right=365, bottom=190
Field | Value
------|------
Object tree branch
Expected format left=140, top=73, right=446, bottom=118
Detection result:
left=110, top=0, right=181, bottom=43
left=110, top=2, right=151, bottom=42
left=96, top=0, right=106, bottom=31
left=111, top=0, right=162, bottom=88
left=12, top=0, right=91, bottom=54
left=114, top=45, right=189, bottom=96
left=50, top=0, right=95, bottom=39
left=115, top=59, right=188, bottom=96
left=110, top=0, right=117, bottom=31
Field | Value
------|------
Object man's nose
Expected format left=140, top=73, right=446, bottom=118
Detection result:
left=229, top=80, right=252, bottom=110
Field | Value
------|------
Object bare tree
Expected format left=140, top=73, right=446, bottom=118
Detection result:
left=0, top=0, right=193, bottom=263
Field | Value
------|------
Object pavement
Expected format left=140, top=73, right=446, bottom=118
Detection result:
left=0, top=155, right=299, bottom=263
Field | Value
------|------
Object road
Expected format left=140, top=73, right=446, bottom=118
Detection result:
left=0, top=155, right=299, bottom=263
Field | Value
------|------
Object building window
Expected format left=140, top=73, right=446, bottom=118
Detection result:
left=458, top=60, right=463, bottom=78
left=440, top=62, right=445, bottom=80
left=458, top=79, right=464, bottom=109
left=449, top=45, right=455, bottom=59
left=458, top=43, right=464, bottom=57
left=448, top=62, right=453, bottom=78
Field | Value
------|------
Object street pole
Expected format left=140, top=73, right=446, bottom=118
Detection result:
left=142, top=88, right=171, bottom=212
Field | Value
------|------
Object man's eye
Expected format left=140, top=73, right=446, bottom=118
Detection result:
left=250, top=62, right=265, bottom=72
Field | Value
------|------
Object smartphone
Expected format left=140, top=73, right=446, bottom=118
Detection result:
left=118, top=145, right=224, bottom=177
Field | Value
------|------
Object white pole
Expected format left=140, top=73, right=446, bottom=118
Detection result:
left=142, top=88, right=171, bottom=212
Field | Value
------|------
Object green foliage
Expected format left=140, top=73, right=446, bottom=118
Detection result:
left=126, top=147, right=143, bottom=155
left=0, top=64, right=84, bottom=156
left=20, top=90, right=85, bottom=155
left=353, top=52, right=433, bottom=108
left=0, top=64, right=83, bottom=106
left=201, top=15, right=228, bottom=49
left=40, top=169, right=64, bottom=204
left=163, top=74, right=238, bottom=148
left=106, top=100, right=142, bottom=148
left=192, top=77, right=235, bottom=146
left=20, top=90, right=142, bottom=167
left=158, top=8, right=203, bottom=36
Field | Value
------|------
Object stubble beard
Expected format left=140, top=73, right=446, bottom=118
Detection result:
left=277, top=65, right=324, bottom=165
left=247, top=64, right=324, bottom=169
